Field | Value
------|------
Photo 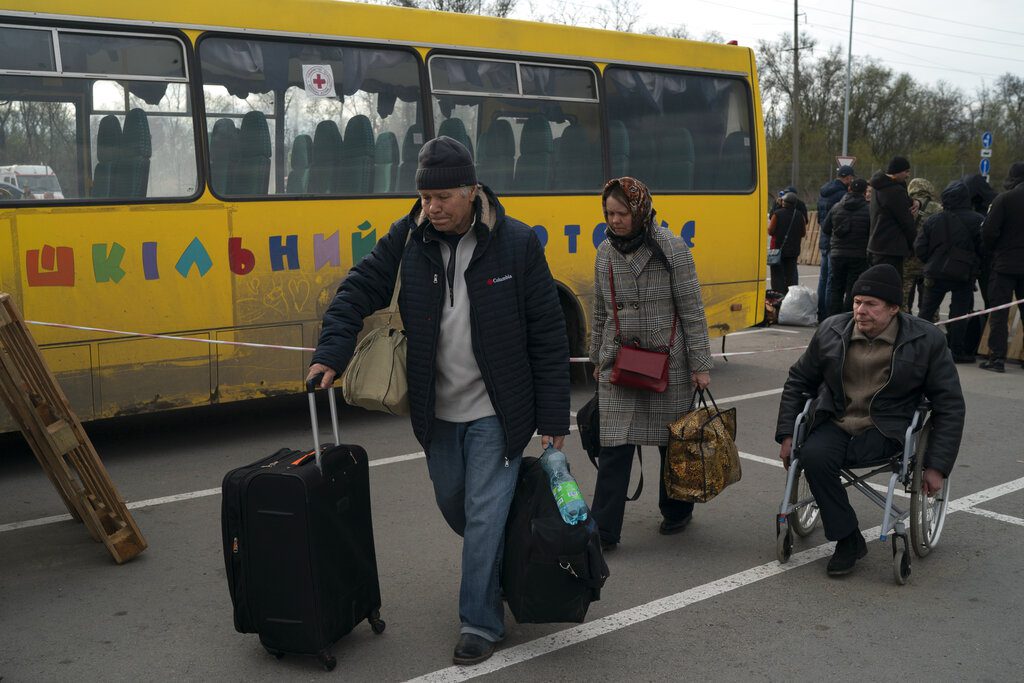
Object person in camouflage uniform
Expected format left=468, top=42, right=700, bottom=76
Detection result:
left=903, top=178, right=941, bottom=314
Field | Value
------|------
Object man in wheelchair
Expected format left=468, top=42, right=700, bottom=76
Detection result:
left=775, top=264, right=965, bottom=576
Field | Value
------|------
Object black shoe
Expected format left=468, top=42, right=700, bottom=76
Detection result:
left=826, top=530, right=868, bottom=576
left=600, top=540, right=618, bottom=552
left=980, top=359, right=1005, bottom=373
left=659, top=514, right=693, bottom=535
left=453, top=633, right=495, bottom=666
left=952, top=353, right=976, bottom=364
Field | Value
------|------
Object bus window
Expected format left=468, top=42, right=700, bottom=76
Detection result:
left=429, top=56, right=601, bottom=195
left=198, top=37, right=423, bottom=198
left=0, top=27, right=197, bottom=203
left=605, top=68, right=755, bottom=193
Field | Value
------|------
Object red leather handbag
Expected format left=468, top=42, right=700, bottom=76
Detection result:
left=608, top=263, right=676, bottom=393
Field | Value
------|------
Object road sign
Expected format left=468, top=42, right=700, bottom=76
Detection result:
left=980, top=158, right=991, bottom=175
left=982, top=131, right=993, bottom=149
left=836, top=155, right=856, bottom=168
left=981, top=148, right=993, bottom=158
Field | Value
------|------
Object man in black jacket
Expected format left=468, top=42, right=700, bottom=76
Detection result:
left=307, top=136, right=570, bottom=664
left=822, top=178, right=870, bottom=315
left=914, top=181, right=984, bottom=363
left=980, top=162, right=1024, bottom=373
left=816, top=165, right=855, bottom=322
left=868, top=156, right=918, bottom=276
left=776, top=264, right=965, bottom=576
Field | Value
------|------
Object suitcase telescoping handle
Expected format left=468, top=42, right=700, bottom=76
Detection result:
left=305, top=373, right=341, bottom=470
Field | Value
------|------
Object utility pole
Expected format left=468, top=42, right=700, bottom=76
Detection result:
left=842, top=0, right=854, bottom=156
left=792, top=0, right=800, bottom=189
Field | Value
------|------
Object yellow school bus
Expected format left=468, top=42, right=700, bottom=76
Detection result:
left=0, top=0, right=768, bottom=429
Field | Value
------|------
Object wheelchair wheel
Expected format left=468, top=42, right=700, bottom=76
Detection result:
left=909, top=423, right=950, bottom=558
left=788, top=468, right=820, bottom=537
left=775, top=517, right=793, bottom=564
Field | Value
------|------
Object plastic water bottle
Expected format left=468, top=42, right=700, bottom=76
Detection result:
left=540, top=445, right=589, bottom=525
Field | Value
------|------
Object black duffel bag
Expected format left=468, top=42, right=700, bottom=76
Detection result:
left=501, top=456, right=609, bottom=624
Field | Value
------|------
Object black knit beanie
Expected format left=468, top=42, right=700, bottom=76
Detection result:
left=887, top=156, right=911, bottom=174
left=1009, top=162, right=1024, bottom=180
left=415, top=136, right=477, bottom=190
left=851, top=264, right=903, bottom=306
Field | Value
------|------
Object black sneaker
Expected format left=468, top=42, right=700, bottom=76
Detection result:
left=980, top=359, right=1005, bottom=373
left=826, top=530, right=868, bottom=576
left=453, top=633, right=495, bottom=666
left=659, top=514, right=693, bottom=535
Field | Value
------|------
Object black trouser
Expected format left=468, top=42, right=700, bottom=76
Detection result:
left=987, top=273, right=1024, bottom=360
left=591, top=444, right=693, bottom=545
left=798, top=422, right=902, bottom=541
left=770, top=256, right=799, bottom=294
left=918, top=277, right=973, bottom=355
left=829, top=255, right=869, bottom=315
left=869, top=253, right=904, bottom=279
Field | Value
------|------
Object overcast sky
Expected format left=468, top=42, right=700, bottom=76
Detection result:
left=514, top=0, right=1024, bottom=95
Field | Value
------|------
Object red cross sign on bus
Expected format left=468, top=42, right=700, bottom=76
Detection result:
left=302, top=65, right=336, bottom=97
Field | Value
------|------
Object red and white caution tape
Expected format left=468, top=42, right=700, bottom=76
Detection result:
left=25, top=297, right=1022, bottom=358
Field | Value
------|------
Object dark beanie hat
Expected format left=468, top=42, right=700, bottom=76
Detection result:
left=416, top=135, right=477, bottom=190
left=887, top=156, right=911, bottom=174
left=1009, top=162, right=1024, bottom=180
left=850, top=178, right=868, bottom=193
left=851, top=264, right=902, bottom=306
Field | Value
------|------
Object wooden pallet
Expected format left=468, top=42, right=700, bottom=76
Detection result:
left=798, top=212, right=822, bottom=266
left=0, top=293, right=146, bottom=563
left=978, top=307, right=1024, bottom=362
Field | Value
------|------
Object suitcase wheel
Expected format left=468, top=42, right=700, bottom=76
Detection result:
left=319, top=653, right=337, bottom=671
left=263, top=646, right=285, bottom=660
left=369, top=609, right=386, bottom=635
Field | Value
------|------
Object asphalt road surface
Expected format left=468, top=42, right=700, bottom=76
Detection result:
left=2, top=268, right=1022, bottom=681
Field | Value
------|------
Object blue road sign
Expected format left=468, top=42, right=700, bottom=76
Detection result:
left=982, top=131, right=993, bottom=148
left=980, top=158, right=991, bottom=175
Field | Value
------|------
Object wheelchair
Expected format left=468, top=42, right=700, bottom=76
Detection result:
left=775, top=398, right=951, bottom=584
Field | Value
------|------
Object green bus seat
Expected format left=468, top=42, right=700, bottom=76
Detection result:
left=477, top=119, right=514, bottom=191
left=513, top=115, right=554, bottom=192
left=92, top=115, right=122, bottom=198
left=286, top=134, right=312, bottom=194
left=438, top=117, right=474, bottom=160
left=373, top=131, right=399, bottom=193
left=338, top=115, right=375, bottom=194
left=308, top=120, right=344, bottom=194
left=227, top=110, right=272, bottom=195
left=717, top=131, right=752, bottom=190
left=398, top=124, right=423, bottom=192
left=554, top=123, right=599, bottom=191
left=609, top=120, right=630, bottom=179
left=111, top=108, right=151, bottom=198
left=655, top=125, right=694, bottom=191
left=209, top=118, right=238, bottom=196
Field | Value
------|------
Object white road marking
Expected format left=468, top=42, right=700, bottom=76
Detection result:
left=405, top=475, right=1024, bottom=683
left=718, top=388, right=784, bottom=403
left=962, top=507, right=1024, bottom=528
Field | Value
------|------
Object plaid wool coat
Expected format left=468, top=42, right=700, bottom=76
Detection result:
left=589, top=225, right=713, bottom=447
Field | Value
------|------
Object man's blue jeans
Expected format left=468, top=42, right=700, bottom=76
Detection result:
left=426, top=416, right=521, bottom=643
left=817, top=249, right=832, bottom=321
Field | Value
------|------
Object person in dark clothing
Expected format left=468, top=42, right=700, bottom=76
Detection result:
left=962, top=173, right=999, bottom=310
left=822, top=178, right=871, bottom=315
left=868, top=156, right=917, bottom=276
left=914, top=181, right=984, bottom=363
left=307, top=136, right=570, bottom=665
left=816, top=165, right=855, bottom=321
left=769, top=192, right=807, bottom=294
left=980, top=162, right=1024, bottom=373
left=771, top=185, right=809, bottom=223
left=776, top=264, right=965, bottom=576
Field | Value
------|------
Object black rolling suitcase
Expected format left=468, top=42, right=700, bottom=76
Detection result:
left=221, top=379, right=384, bottom=671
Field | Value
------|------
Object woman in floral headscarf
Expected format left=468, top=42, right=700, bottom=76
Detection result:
left=589, top=177, right=713, bottom=551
